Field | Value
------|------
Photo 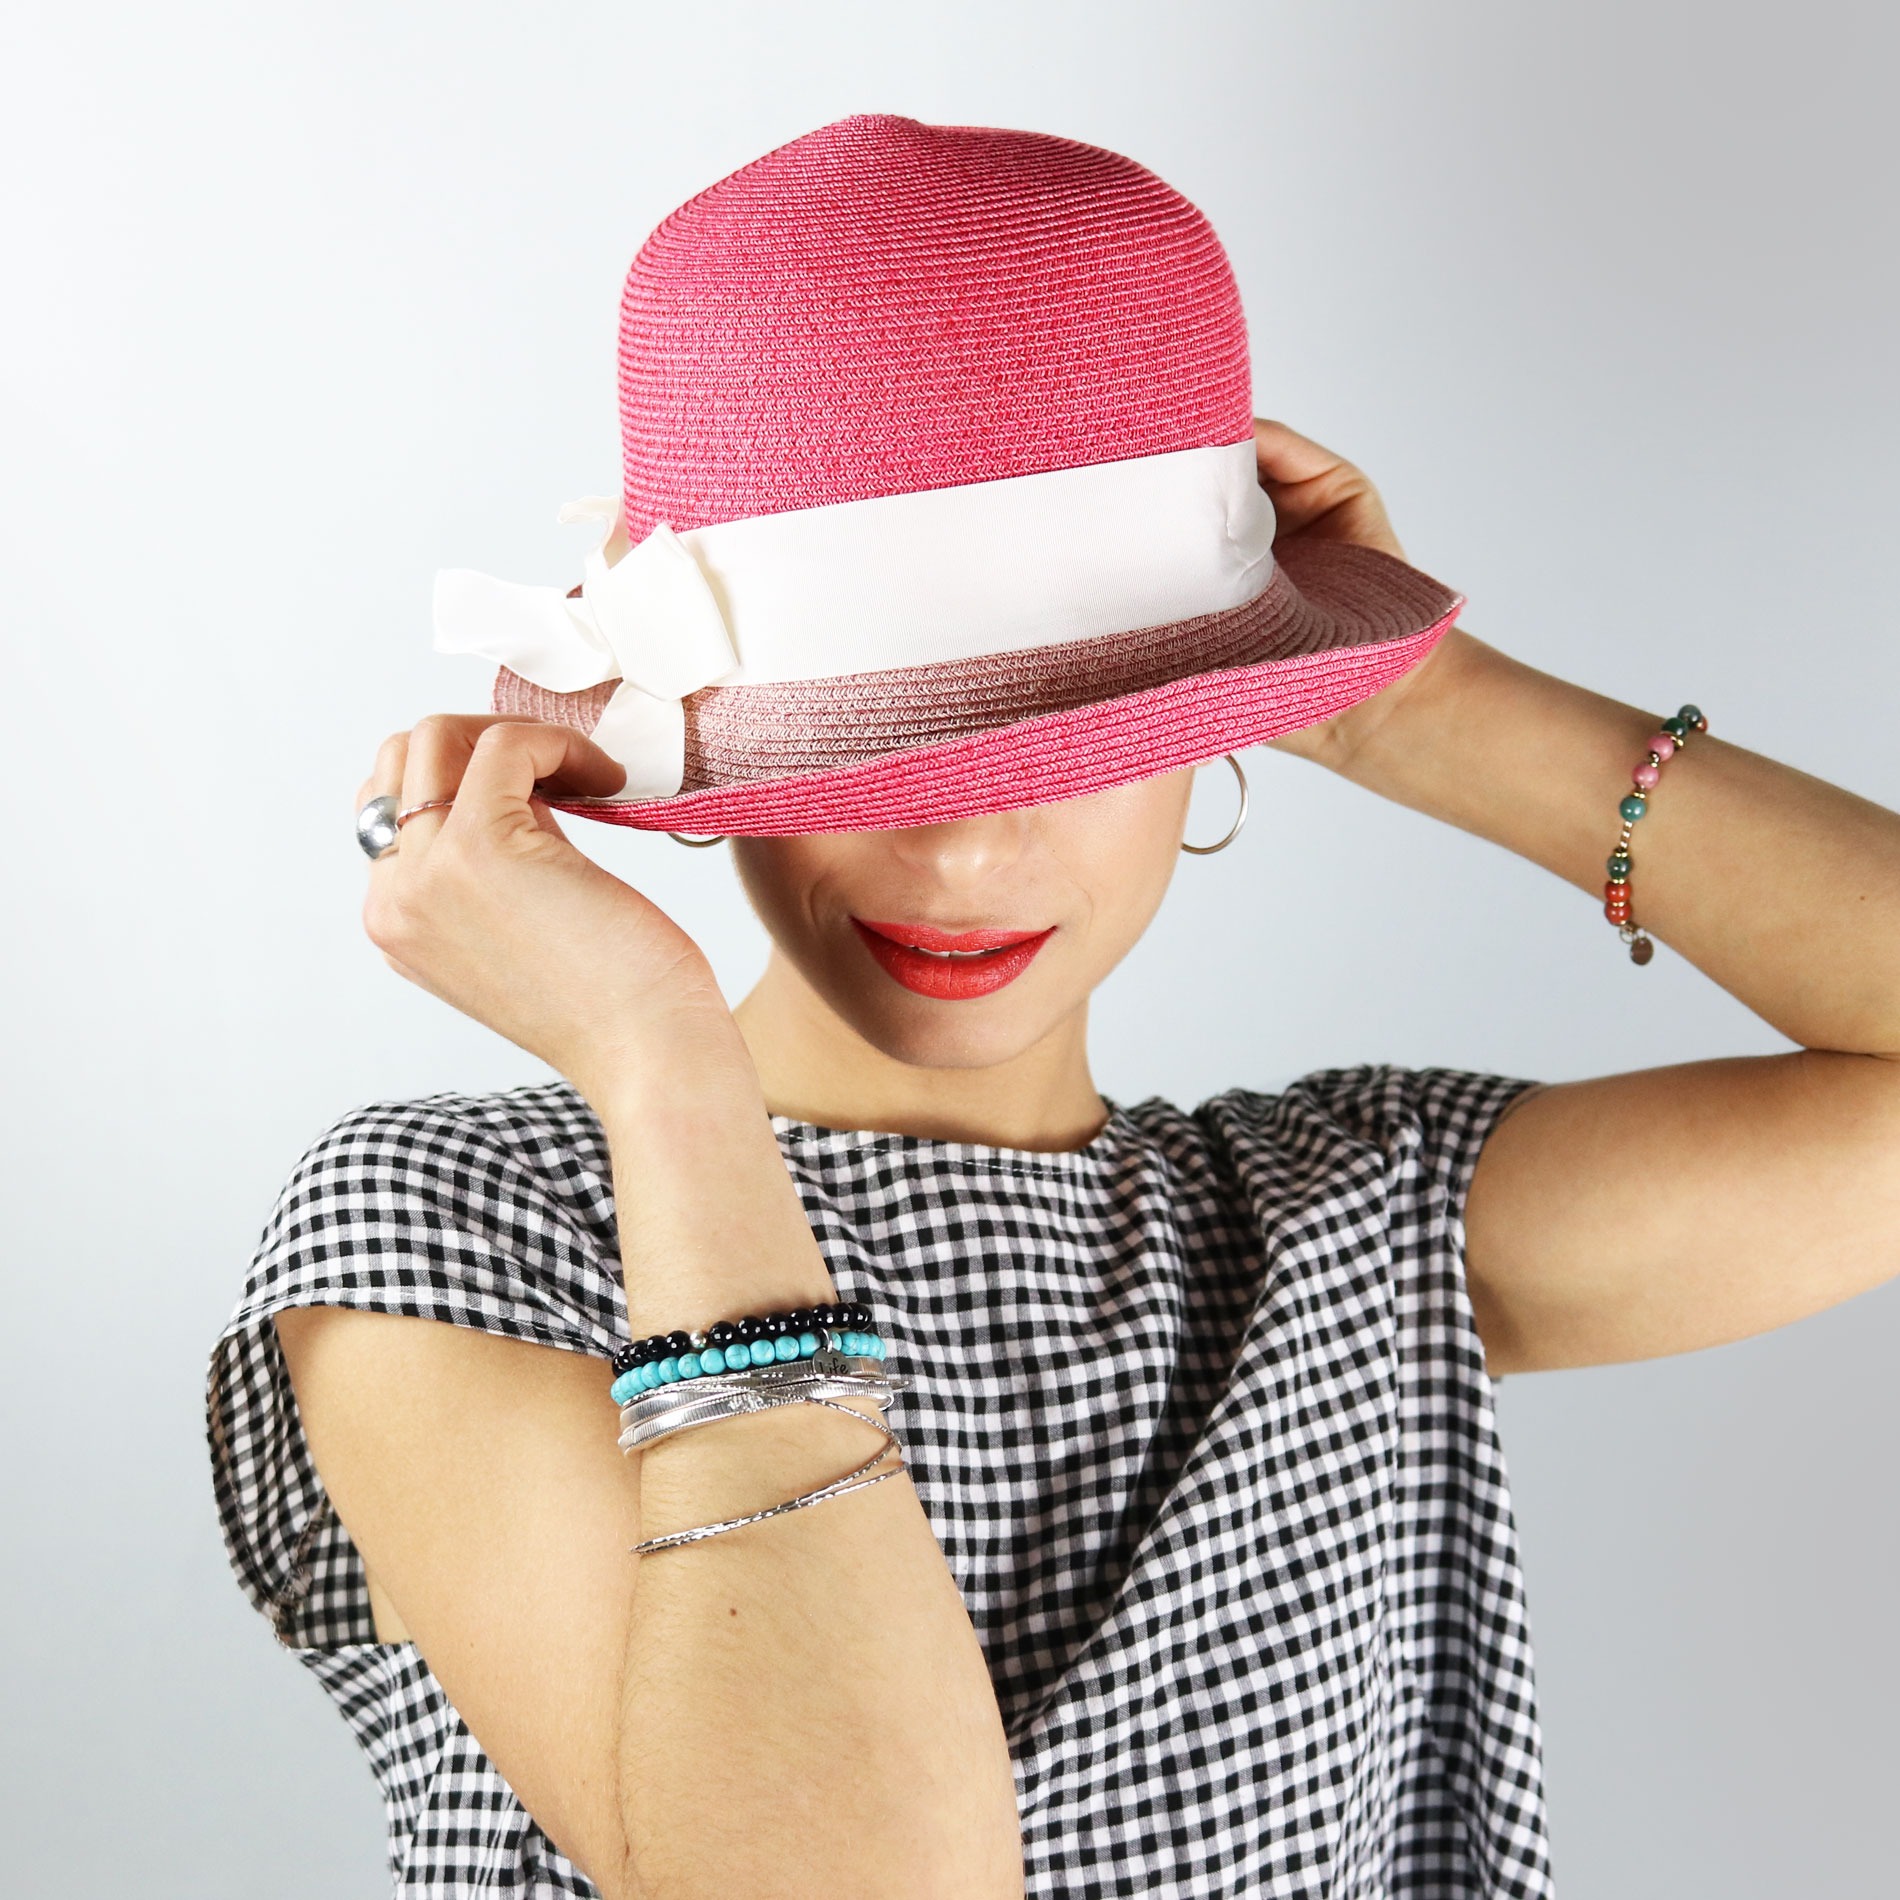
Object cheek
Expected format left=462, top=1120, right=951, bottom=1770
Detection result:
left=1050, top=778, right=1194, bottom=926
left=728, top=841, right=832, bottom=946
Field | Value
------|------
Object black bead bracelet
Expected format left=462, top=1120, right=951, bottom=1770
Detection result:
left=611, top=1301, right=875, bottom=1377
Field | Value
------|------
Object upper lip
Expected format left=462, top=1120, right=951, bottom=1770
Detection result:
left=853, top=917, right=1053, bottom=952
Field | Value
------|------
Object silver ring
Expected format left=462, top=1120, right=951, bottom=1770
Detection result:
left=356, top=794, right=456, bottom=861
left=356, top=794, right=399, bottom=861
left=1180, top=753, right=1249, bottom=855
left=667, top=830, right=725, bottom=848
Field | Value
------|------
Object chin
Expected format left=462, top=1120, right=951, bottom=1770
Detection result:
left=838, top=990, right=1055, bottom=1073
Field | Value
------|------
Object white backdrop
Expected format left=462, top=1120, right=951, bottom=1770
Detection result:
left=3, top=3, right=1895, bottom=1892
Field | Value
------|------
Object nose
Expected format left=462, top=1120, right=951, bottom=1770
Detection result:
left=883, top=807, right=1032, bottom=895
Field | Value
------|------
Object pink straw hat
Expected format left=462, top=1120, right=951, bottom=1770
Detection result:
left=432, top=112, right=1465, bottom=837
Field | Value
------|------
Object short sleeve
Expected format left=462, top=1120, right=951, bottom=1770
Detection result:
left=203, top=1082, right=624, bottom=1650
left=1269, top=1060, right=1551, bottom=1886
left=1273, top=1060, right=1544, bottom=1371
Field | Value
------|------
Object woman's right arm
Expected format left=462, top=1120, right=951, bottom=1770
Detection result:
left=278, top=716, right=1023, bottom=1899
left=596, top=1034, right=1024, bottom=1899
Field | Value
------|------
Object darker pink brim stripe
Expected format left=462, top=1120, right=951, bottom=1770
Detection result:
left=538, top=598, right=1462, bottom=836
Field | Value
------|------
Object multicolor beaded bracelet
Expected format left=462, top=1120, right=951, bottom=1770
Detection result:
left=1605, top=702, right=1707, bottom=965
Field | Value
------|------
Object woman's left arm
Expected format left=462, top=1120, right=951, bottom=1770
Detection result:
left=1252, top=421, right=1900, bottom=1377
left=1322, top=626, right=1900, bottom=1376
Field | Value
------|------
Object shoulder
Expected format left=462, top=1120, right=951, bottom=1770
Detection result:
left=1200, top=1064, right=1542, bottom=1162
left=237, top=1076, right=621, bottom=1355
left=267, top=1077, right=610, bottom=1236
left=272, top=1076, right=607, bottom=1203
left=1185, top=1060, right=1546, bottom=1213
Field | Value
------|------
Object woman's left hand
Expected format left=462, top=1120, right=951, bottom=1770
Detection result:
left=1251, top=416, right=1460, bottom=771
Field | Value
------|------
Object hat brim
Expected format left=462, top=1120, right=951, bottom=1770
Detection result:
left=501, top=537, right=1462, bottom=836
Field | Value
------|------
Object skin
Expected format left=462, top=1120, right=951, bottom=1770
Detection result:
left=307, top=418, right=1900, bottom=1889
left=726, top=772, right=1193, bottom=1152
left=351, top=415, right=1900, bottom=1379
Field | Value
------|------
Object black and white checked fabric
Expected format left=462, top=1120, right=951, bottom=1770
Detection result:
left=205, top=1061, right=1555, bottom=1896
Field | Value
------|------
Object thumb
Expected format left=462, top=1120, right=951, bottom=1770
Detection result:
left=1251, top=416, right=1348, bottom=489
left=1250, top=417, right=1408, bottom=562
left=446, top=719, right=629, bottom=846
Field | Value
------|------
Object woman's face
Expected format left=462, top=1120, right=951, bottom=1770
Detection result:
left=728, top=766, right=1199, bottom=1071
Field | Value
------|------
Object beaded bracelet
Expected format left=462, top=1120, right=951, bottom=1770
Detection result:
left=609, top=1326, right=888, bottom=1407
left=1605, top=702, right=1707, bottom=965
left=612, top=1301, right=875, bottom=1378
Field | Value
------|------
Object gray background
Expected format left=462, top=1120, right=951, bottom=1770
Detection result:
left=3, top=2, right=1895, bottom=1892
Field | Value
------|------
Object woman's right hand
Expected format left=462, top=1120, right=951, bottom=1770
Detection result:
left=357, top=714, right=750, bottom=1116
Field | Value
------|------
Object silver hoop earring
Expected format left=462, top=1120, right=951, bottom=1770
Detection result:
left=666, top=830, right=726, bottom=848
left=1180, top=753, right=1248, bottom=855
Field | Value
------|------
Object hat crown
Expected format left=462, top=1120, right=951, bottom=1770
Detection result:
left=617, top=113, right=1253, bottom=542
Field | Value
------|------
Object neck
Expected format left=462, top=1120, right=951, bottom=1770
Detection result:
left=730, top=948, right=1110, bottom=1153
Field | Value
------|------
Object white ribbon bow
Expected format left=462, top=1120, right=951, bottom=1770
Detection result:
left=431, top=494, right=742, bottom=798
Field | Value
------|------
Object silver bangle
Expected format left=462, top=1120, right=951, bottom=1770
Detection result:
left=618, top=1354, right=901, bottom=1406
left=617, top=1370, right=903, bottom=1454
left=627, top=1398, right=906, bottom=1556
left=611, top=1360, right=900, bottom=1428
left=619, top=1389, right=888, bottom=1453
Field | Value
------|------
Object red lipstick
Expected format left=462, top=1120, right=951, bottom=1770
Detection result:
left=850, top=917, right=1056, bottom=1000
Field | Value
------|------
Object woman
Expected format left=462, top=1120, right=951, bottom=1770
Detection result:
left=205, top=115, right=1900, bottom=1898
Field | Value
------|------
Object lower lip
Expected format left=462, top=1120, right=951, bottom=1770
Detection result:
left=849, top=919, right=1056, bottom=999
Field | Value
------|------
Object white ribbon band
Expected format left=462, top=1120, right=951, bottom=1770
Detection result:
left=432, top=436, right=1278, bottom=797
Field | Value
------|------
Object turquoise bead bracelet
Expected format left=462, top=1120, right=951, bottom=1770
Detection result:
left=1604, top=703, right=1707, bottom=965
left=610, top=1328, right=888, bottom=1407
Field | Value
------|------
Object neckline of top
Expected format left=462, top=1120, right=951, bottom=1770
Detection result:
left=767, top=1094, right=1156, bottom=1172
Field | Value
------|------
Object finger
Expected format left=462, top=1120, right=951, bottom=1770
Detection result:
left=357, top=730, right=410, bottom=813
left=1251, top=416, right=1352, bottom=490
left=358, top=730, right=414, bottom=872
left=393, top=713, right=622, bottom=856
left=1250, top=418, right=1406, bottom=561
left=440, top=718, right=629, bottom=846
left=389, top=715, right=477, bottom=864
left=394, top=713, right=483, bottom=860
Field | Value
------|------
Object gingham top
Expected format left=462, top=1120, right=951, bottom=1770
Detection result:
left=204, top=1061, right=1555, bottom=1897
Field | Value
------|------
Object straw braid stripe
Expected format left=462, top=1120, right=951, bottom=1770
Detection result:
left=616, top=115, right=1253, bottom=540
left=511, top=611, right=1457, bottom=837
left=491, top=538, right=1462, bottom=832
left=451, top=113, right=1475, bottom=833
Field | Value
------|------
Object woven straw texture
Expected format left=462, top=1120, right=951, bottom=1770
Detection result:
left=497, top=534, right=1461, bottom=811
left=482, top=113, right=1470, bottom=832
left=616, top=113, right=1253, bottom=539
left=507, top=541, right=1462, bottom=837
